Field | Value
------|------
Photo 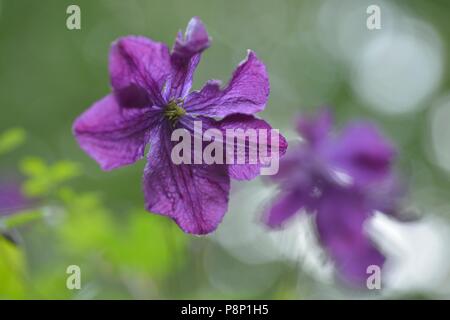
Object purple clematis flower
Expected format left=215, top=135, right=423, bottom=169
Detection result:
left=264, top=108, right=401, bottom=285
left=73, top=17, right=287, bottom=235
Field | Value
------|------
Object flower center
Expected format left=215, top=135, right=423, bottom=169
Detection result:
left=164, top=99, right=186, bottom=124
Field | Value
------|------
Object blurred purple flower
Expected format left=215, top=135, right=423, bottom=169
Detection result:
left=0, top=182, right=28, bottom=217
left=264, top=108, right=402, bottom=285
left=73, top=17, right=287, bottom=235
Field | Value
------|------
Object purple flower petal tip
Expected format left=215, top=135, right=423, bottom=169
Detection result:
left=264, top=191, right=304, bottom=229
left=296, top=107, right=333, bottom=146
left=176, top=16, right=211, bottom=55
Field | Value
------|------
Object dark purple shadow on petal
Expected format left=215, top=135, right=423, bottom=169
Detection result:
left=323, top=122, right=396, bottom=187
left=109, top=36, right=171, bottom=107
left=114, top=84, right=151, bottom=109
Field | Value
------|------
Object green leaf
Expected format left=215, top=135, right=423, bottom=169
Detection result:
left=20, top=157, right=81, bottom=197
left=0, top=127, right=26, bottom=155
left=20, top=156, right=48, bottom=177
left=0, top=210, right=44, bottom=230
left=50, top=161, right=81, bottom=182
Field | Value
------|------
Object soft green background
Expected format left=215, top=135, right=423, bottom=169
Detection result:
left=1, top=0, right=450, bottom=299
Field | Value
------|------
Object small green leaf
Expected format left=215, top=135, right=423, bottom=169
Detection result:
left=0, top=127, right=26, bottom=155
left=20, top=157, right=81, bottom=197
left=0, top=210, right=44, bottom=230
left=50, top=161, right=81, bottom=182
left=20, top=157, right=48, bottom=177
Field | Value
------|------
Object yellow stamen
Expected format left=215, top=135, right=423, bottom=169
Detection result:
left=164, top=99, right=186, bottom=124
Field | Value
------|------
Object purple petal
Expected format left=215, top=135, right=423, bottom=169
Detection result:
left=217, top=114, right=288, bottom=180
left=323, top=122, right=395, bottom=187
left=168, top=17, right=210, bottom=99
left=269, top=143, right=316, bottom=187
left=184, top=50, right=270, bottom=117
left=143, top=123, right=230, bottom=235
left=109, top=36, right=171, bottom=107
left=367, top=173, right=405, bottom=218
left=0, top=183, right=29, bottom=216
left=264, top=191, right=306, bottom=228
left=73, top=94, right=158, bottom=170
left=296, top=108, right=333, bottom=147
left=315, top=188, right=385, bottom=285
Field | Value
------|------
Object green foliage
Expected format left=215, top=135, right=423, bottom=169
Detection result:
left=0, top=127, right=26, bottom=156
left=30, top=268, right=76, bottom=300
left=0, top=236, right=26, bottom=299
left=0, top=210, right=44, bottom=230
left=106, top=211, right=187, bottom=279
left=57, top=188, right=187, bottom=279
left=20, top=157, right=81, bottom=197
left=57, top=187, right=116, bottom=253
left=0, top=149, right=189, bottom=298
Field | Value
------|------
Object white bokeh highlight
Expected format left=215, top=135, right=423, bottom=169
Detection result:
left=429, top=95, right=450, bottom=174
left=368, top=212, right=450, bottom=296
left=351, top=18, right=444, bottom=115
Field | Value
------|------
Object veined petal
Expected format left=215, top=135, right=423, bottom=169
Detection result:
left=109, top=36, right=171, bottom=107
left=315, top=188, right=385, bottom=285
left=73, top=94, right=158, bottom=170
left=184, top=50, right=269, bottom=117
left=168, top=17, right=210, bottom=99
left=217, top=114, right=287, bottom=180
left=143, top=123, right=230, bottom=235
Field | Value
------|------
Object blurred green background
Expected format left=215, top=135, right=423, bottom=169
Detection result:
left=1, top=0, right=450, bottom=299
